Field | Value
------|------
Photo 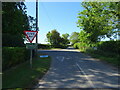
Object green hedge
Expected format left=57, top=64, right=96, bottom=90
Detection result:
left=52, top=44, right=68, bottom=49
left=38, top=44, right=51, bottom=49
left=73, top=42, right=93, bottom=51
left=2, top=47, right=30, bottom=70
left=2, top=33, right=25, bottom=47
left=38, top=44, right=68, bottom=49
left=97, top=40, right=120, bottom=54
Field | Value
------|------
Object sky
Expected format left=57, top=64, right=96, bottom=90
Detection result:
left=24, top=2, right=84, bottom=44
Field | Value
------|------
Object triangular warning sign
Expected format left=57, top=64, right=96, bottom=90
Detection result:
left=24, top=31, right=38, bottom=43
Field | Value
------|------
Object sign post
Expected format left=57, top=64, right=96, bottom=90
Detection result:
left=24, top=31, right=38, bottom=68
left=26, top=43, right=38, bottom=49
left=30, top=50, right=32, bottom=68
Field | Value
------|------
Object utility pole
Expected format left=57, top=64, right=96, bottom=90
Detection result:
left=36, top=0, right=38, bottom=53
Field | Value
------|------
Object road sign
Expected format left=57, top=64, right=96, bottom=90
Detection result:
left=26, top=43, right=38, bottom=49
left=26, top=43, right=38, bottom=69
left=24, top=31, right=38, bottom=43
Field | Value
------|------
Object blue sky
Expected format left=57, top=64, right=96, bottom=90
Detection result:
left=25, top=2, right=84, bottom=44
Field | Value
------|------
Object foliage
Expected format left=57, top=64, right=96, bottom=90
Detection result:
left=2, top=2, right=29, bottom=34
left=73, top=30, right=94, bottom=51
left=62, top=33, right=69, bottom=40
left=60, top=33, right=70, bottom=47
left=46, top=30, right=69, bottom=48
left=108, top=2, right=120, bottom=30
left=28, top=15, right=36, bottom=31
left=2, top=2, right=36, bottom=46
left=69, top=32, right=79, bottom=45
left=2, top=47, right=30, bottom=70
left=77, top=2, right=119, bottom=42
left=78, top=30, right=91, bottom=44
left=73, top=43, right=79, bottom=49
left=2, top=33, right=25, bottom=47
left=97, top=40, right=120, bottom=54
left=46, top=29, right=61, bottom=46
left=38, top=44, right=51, bottom=49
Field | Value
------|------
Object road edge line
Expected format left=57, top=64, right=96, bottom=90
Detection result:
left=76, top=63, right=95, bottom=88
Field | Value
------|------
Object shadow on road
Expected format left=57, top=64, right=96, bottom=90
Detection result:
left=37, top=50, right=119, bottom=88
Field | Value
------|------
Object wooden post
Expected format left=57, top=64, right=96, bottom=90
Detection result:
left=30, top=49, right=32, bottom=68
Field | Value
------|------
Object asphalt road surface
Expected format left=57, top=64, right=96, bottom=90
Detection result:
left=35, top=48, right=120, bottom=88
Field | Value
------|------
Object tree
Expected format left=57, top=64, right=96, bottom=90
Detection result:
left=78, top=30, right=92, bottom=50
left=61, top=33, right=70, bottom=46
left=46, top=29, right=61, bottom=47
left=46, top=30, right=70, bottom=48
left=78, top=30, right=91, bottom=44
left=2, top=2, right=29, bottom=35
left=69, top=32, right=79, bottom=45
left=62, top=33, right=69, bottom=40
left=28, top=15, right=36, bottom=31
left=77, top=2, right=119, bottom=42
left=108, top=2, right=120, bottom=40
left=2, top=2, right=36, bottom=46
left=73, top=30, right=92, bottom=50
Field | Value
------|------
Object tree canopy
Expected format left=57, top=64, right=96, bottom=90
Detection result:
left=2, top=2, right=36, bottom=46
left=46, top=30, right=69, bottom=48
left=69, top=32, right=79, bottom=45
left=46, top=29, right=61, bottom=46
left=77, top=2, right=119, bottom=42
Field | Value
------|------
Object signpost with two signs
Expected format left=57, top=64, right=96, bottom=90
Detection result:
left=24, top=31, right=38, bottom=68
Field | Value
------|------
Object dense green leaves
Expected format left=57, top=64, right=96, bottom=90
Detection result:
left=71, top=2, right=119, bottom=52
left=2, top=47, right=30, bottom=70
left=69, top=32, right=79, bottom=45
left=46, top=30, right=69, bottom=48
left=77, top=2, right=119, bottom=42
left=73, top=30, right=92, bottom=51
left=61, top=33, right=70, bottom=46
left=2, top=2, right=29, bottom=35
left=46, top=29, right=61, bottom=46
left=97, top=41, right=120, bottom=54
left=2, top=2, right=36, bottom=46
left=2, top=33, right=25, bottom=47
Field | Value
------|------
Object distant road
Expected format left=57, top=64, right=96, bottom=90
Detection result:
left=35, top=48, right=120, bottom=88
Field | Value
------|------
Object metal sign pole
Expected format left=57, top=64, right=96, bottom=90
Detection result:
left=30, top=49, right=32, bottom=68
left=36, top=0, right=38, bottom=54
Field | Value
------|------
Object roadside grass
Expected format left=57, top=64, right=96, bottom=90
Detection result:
left=85, top=49, right=120, bottom=67
left=2, top=54, right=51, bottom=88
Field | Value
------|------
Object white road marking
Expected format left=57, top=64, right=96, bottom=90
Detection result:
left=66, top=58, right=70, bottom=59
left=76, top=63, right=95, bottom=88
left=56, top=56, right=64, bottom=62
left=56, top=57, right=59, bottom=60
left=61, top=57, right=64, bottom=62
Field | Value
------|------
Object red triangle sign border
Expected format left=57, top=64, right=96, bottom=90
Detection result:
left=24, top=30, right=38, bottom=43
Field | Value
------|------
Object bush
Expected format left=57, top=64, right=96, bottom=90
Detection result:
left=2, top=33, right=25, bottom=47
left=38, top=44, right=68, bottom=49
left=38, top=44, right=51, bottom=49
left=97, top=40, right=120, bottom=54
left=73, top=43, right=79, bottom=49
left=59, top=45, right=68, bottom=49
left=2, top=47, right=30, bottom=70
left=85, top=47, right=120, bottom=67
left=73, top=42, right=91, bottom=52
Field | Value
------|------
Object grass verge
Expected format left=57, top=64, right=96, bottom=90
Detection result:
left=85, top=49, right=119, bottom=67
left=2, top=54, right=51, bottom=89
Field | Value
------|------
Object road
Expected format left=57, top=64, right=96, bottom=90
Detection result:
left=35, top=48, right=120, bottom=88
